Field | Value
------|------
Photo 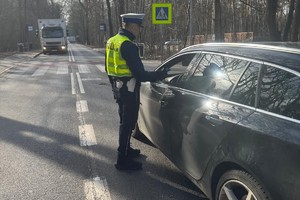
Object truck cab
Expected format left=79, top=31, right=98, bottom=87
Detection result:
left=38, top=19, right=68, bottom=54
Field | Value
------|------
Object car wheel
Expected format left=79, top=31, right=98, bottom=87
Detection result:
left=216, top=170, right=270, bottom=200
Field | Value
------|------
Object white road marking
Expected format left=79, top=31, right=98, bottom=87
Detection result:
left=76, top=72, right=85, bottom=94
left=71, top=73, right=76, bottom=94
left=30, top=61, right=43, bottom=65
left=96, top=64, right=106, bottom=73
left=84, top=177, right=111, bottom=200
left=81, top=78, right=102, bottom=81
left=76, top=100, right=89, bottom=113
left=79, top=124, right=97, bottom=146
left=4, top=65, right=34, bottom=78
left=69, top=48, right=75, bottom=62
left=78, top=65, right=91, bottom=73
left=57, top=65, right=69, bottom=74
left=67, top=51, right=110, bottom=199
left=0, top=66, right=13, bottom=75
left=32, top=66, right=49, bottom=76
left=146, top=171, right=206, bottom=198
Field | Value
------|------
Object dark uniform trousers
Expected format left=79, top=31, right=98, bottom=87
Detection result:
left=113, top=78, right=140, bottom=157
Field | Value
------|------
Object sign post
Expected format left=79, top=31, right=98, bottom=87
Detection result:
left=152, top=3, right=172, bottom=61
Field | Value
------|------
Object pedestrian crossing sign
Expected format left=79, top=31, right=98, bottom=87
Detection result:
left=152, top=3, right=172, bottom=24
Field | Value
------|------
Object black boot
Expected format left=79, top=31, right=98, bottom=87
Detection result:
left=118, top=146, right=141, bottom=158
left=127, top=147, right=141, bottom=158
left=115, top=155, right=142, bottom=171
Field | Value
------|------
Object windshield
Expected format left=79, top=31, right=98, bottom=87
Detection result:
left=42, top=27, right=63, bottom=38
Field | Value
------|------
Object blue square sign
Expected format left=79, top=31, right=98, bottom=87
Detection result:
left=152, top=3, right=172, bottom=24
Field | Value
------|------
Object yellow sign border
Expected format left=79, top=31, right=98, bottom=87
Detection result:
left=152, top=3, right=172, bottom=24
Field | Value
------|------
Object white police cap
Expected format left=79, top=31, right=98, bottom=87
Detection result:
left=120, top=13, right=145, bottom=26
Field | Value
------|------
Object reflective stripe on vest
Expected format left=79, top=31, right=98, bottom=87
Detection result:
left=106, top=34, right=132, bottom=77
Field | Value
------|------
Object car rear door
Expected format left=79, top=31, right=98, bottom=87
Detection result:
left=235, top=63, right=300, bottom=200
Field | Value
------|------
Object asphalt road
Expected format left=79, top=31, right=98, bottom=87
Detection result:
left=0, top=44, right=208, bottom=200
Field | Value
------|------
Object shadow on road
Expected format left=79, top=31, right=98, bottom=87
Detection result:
left=0, top=115, right=207, bottom=199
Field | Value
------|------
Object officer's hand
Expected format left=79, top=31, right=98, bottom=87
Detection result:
left=158, top=68, right=169, bottom=80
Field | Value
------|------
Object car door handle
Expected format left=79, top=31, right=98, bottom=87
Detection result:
left=159, top=99, right=168, bottom=107
left=205, top=115, right=223, bottom=126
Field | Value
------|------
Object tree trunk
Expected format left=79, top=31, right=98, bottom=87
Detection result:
left=232, top=0, right=237, bottom=42
left=215, top=0, right=223, bottom=42
left=292, top=0, right=300, bottom=41
left=106, top=0, right=114, bottom=37
left=119, top=0, right=125, bottom=27
left=78, top=0, right=90, bottom=45
left=283, top=0, right=295, bottom=41
left=85, top=9, right=90, bottom=45
left=266, top=0, right=281, bottom=41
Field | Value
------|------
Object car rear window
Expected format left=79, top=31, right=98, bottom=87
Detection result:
left=259, top=65, right=300, bottom=120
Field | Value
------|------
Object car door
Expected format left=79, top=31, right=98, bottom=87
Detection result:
left=159, top=53, right=258, bottom=180
left=138, top=52, right=200, bottom=156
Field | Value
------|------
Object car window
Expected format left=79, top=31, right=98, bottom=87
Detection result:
left=230, top=62, right=261, bottom=107
left=259, top=65, right=300, bottom=120
left=184, top=54, right=248, bottom=99
left=159, top=53, right=199, bottom=84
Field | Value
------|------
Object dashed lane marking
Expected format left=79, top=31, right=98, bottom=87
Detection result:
left=76, top=72, right=85, bottom=94
left=69, top=48, right=75, bottom=62
left=79, top=124, right=97, bottom=146
left=96, top=64, right=106, bottom=73
left=76, top=100, right=89, bottom=113
left=71, top=73, right=76, bottom=94
left=84, top=177, right=111, bottom=200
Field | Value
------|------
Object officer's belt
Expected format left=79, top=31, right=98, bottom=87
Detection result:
left=112, top=76, right=136, bottom=92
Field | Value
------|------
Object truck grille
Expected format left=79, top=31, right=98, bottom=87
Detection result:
left=46, top=42, right=61, bottom=45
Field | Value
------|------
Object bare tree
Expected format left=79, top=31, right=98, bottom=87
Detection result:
left=78, top=0, right=90, bottom=45
left=1, top=0, right=300, bottom=53
left=292, top=0, right=300, bottom=41
left=0, top=0, right=62, bottom=51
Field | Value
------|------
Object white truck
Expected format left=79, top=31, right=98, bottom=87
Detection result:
left=37, top=19, right=68, bottom=54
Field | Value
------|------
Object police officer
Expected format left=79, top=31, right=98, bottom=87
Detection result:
left=105, top=13, right=168, bottom=170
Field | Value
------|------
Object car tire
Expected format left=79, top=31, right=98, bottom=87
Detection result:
left=215, top=170, right=271, bottom=200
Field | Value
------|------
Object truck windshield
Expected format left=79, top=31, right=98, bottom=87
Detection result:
left=42, top=27, right=63, bottom=38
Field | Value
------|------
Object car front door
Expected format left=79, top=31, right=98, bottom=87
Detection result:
left=138, top=52, right=200, bottom=156
left=159, top=53, right=259, bottom=180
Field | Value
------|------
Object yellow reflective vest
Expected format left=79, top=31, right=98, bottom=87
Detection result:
left=106, top=34, right=132, bottom=77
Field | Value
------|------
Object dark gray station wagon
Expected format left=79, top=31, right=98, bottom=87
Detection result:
left=135, top=43, right=300, bottom=200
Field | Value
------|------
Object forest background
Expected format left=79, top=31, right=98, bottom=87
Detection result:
left=0, top=0, right=299, bottom=58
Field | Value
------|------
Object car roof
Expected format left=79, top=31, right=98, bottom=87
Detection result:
left=180, top=43, right=300, bottom=72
